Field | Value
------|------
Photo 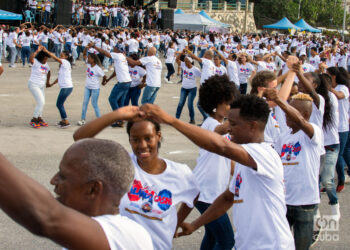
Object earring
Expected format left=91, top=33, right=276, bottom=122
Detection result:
left=213, top=108, right=217, bottom=113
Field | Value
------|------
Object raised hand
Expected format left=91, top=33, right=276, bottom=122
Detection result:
left=263, top=88, right=279, bottom=102
left=116, top=106, right=145, bottom=121
left=286, top=56, right=299, bottom=70
left=140, top=104, right=174, bottom=124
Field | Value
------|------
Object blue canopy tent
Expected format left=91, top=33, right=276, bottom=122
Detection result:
left=198, top=10, right=230, bottom=29
left=294, top=19, right=321, bottom=33
left=0, top=9, right=22, bottom=21
left=263, top=17, right=302, bottom=30
left=175, top=9, right=185, bottom=14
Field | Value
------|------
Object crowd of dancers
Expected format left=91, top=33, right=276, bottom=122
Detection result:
left=1, top=23, right=350, bottom=250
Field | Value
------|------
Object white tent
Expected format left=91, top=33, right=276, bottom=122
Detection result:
left=174, top=13, right=223, bottom=32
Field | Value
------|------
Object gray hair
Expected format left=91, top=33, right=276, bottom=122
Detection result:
left=74, top=138, right=134, bottom=199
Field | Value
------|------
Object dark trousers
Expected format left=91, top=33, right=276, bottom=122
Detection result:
left=56, top=87, right=73, bottom=119
left=124, top=86, right=141, bottom=106
left=165, top=63, right=175, bottom=80
left=195, top=201, right=235, bottom=250
left=239, top=83, right=247, bottom=95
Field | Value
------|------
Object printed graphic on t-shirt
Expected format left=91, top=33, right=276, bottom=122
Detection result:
left=87, top=68, right=94, bottom=77
left=233, top=172, right=243, bottom=204
left=183, top=69, right=194, bottom=80
left=126, top=179, right=173, bottom=221
left=40, top=65, right=49, bottom=74
left=280, top=142, right=301, bottom=165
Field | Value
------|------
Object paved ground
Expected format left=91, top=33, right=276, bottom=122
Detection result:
left=0, top=58, right=349, bottom=249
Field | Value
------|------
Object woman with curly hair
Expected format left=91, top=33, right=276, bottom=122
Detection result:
left=190, top=74, right=238, bottom=250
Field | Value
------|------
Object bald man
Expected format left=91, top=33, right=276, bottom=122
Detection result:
left=0, top=139, right=153, bottom=249
left=127, top=46, right=162, bottom=105
left=264, top=89, right=323, bottom=250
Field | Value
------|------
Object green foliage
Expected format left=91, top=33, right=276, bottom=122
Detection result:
left=254, top=0, right=349, bottom=29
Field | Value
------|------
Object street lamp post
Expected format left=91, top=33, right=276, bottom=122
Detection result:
left=244, top=0, right=249, bottom=33
left=298, top=0, right=301, bottom=19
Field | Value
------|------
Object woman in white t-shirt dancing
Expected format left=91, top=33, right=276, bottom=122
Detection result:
left=73, top=107, right=200, bottom=250
left=77, top=47, right=107, bottom=126
left=28, top=45, right=51, bottom=128
left=46, top=50, right=74, bottom=129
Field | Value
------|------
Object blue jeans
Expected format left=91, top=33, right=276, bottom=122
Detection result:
left=176, top=87, right=197, bottom=121
left=54, top=44, right=62, bottom=58
left=81, top=88, right=100, bottom=120
left=165, top=63, right=175, bottom=80
left=320, top=144, right=340, bottom=205
left=197, top=100, right=209, bottom=121
left=195, top=201, right=235, bottom=250
left=109, top=82, right=131, bottom=111
left=117, top=13, right=122, bottom=26
left=9, top=47, right=17, bottom=66
left=141, top=86, right=160, bottom=104
left=64, top=42, right=72, bottom=54
left=56, top=88, right=73, bottom=120
left=287, top=204, right=318, bottom=250
left=41, top=42, right=48, bottom=50
left=336, top=131, right=349, bottom=184
left=43, top=11, right=50, bottom=24
left=124, top=86, right=141, bottom=106
left=342, top=126, right=350, bottom=176
left=21, top=46, right=31, bottom=66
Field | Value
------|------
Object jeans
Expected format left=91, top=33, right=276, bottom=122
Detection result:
left=0, top=43, right=2, bottom=64
left=54, top=44, right=62, bottom=58
left=117, top=13, right=122, bottom=26
left=336, top=131, right=349, bottom=184
left=109, top=82, right=131, bottom=111
left=64, top=42, right=72, bottom=54
left=176, top=87, right=197, bottom=121
left=165, top=63, right=175, bottom=80
left=239, top=83, right=248, bottom=95
left=81, top=87, right=100, bottom=120
left=56, top=87, right=73, bottom=120
left=21, top=46, right=31, bottom=66
left=72, top=47, right=78, bottom=63
left=287, top=204, right=318, bottom=250
left=124, top=86, right=141, bottom=106
left=141, top=86, right=160, bottom=104
left=28, top=81, right=45, bottom=118
left=103, top=56, right=110, bottom=70
left=43, top=11, right=50, bottom=24
left=9, top=47, right=17, bottom=66
left=41, top=42, right=48, bottom=50
left=320, top=144, right=340, bottom=205
left=195, top=201, right=235, bottom=250
left=112, top=16, right=118, bottom=27
left=342, top=126, right=350, bottom=176
left=197, top=100, right=209, bottom=121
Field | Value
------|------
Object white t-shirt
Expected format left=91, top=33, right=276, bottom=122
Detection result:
left=226, top=60, right=239, bottom=87
left=309, top=94, right=325, bottom=155
left=119, top=153, right=199, bottom=250
left=165, top=48, right=175, bottom=64
left=256, top=61, right=267, bottom=72
left=229, top=143, right=294, bottom=250
left=129, top=66, right=146, bottom=87
left=111, top=52, right=131, bottom=83
left=8, top=32, right=17, bottom=48
left=214, top=65, right=227, bottom=76
left=140, top=56, right=162, bottom=88
left=323, top=91, right=340, bottom=146
left=265, top=62, right=276, bottom=72
left=275, top=123, right=323, bottom=205
left=335, top=84, right=349, bottom=132
left=127, top=38, right=139, bottom=53
left=85, top=64, right=105, bottom=89
left=264, top=109, right=281, bottom=145
left=58, top=59, right=73, bottom=88
left=194, top=117, right=232, bottom=203
left=237, top=62, right=255, bottom=84
left=21, top=34, right=32, bottom=47
left=28, top=59, right=50, bottom=86
left=92, top=214, right=153, bottom=250
left=181, top=62, right=201, bottom=89
left=309, top=55, right=320, bottom=69
left=200, top=58, right=216, bottom=85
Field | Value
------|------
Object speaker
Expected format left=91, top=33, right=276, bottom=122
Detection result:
left=55, top=0, right=72, bottom=25
left=168, top=0, right=177, bottom=9
left=162, top=9, right=174, bottom=30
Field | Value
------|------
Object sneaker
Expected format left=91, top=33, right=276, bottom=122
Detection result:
left=103, top=69, right=108, bottom=72
left=9, top=65, right=16, bottom=68
left=345, top=175, right=350, bottom=184
left=77, top=120, right=86, bottom=126
left=330, top=203, right=341, bottom=221
left=164, top=77, right=169, bottom=83
left=29, top=121, right=40, bottom=129
left=37, top=118, right=48, bottom=127
left=311, top=209, right=322, bottom=248
left=168, top=81, right=174, bottom=84
left=189, top=120, right=195, bottom=124
left=336, top=184, right=345, bottom=193
left=310, top=229, right=321, bottom=248
left=57, top=121, right=71, bottom=129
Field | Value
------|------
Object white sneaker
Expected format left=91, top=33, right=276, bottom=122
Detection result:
left=345, top=175, right=350, bottom=184
left=77, top=120, right=86, bottom=126
left=164, top=77, right=169, bottom=83
left=168, top=81, right=174, bottom=84
left=330, top=203, right=341, bottom=221
left=103, top=69, right=108, bottom=72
